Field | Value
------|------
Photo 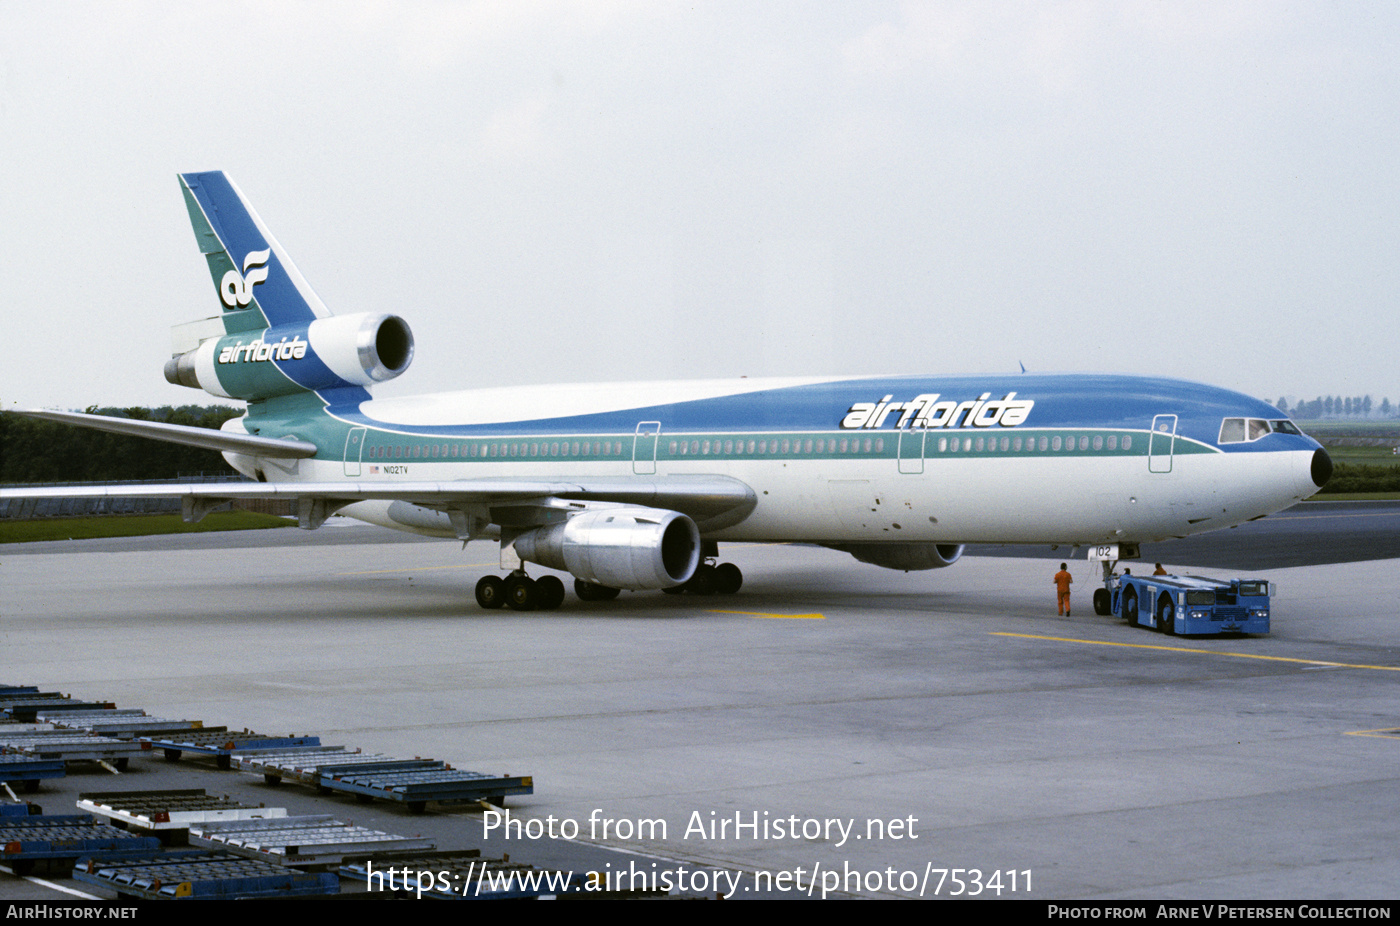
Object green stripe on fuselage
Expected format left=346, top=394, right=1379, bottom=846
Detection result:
left=337, top=428, right=1213, bottom=466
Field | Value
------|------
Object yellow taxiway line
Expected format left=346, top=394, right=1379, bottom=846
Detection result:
left=992, top=632, right=1400, bottom=673
left=708, top=610, right=826, bottom=619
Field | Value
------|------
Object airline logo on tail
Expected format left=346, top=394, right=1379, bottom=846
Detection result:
left=221, top=249, right=271, bottom=308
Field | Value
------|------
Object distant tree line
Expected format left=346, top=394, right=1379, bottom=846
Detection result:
left=1277, top=395, right=1396, bottom=419
left=0, top=406, right=242, bottom=483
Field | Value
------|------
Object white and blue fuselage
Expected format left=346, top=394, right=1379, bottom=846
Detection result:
left=225, top=371, right=1327, bottom=548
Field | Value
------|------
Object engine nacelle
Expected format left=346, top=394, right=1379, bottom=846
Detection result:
left=165, top=312, right=414, bottom=401
left=512, top=507, right=701, bottom=590
left=827, top=542, right=965, bottom=572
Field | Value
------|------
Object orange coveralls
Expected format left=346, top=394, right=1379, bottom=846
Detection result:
left=1054, top=570, right=1073, bottom=615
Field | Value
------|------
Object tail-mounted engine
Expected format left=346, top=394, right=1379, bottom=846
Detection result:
left=512, top=507, right=701, bottom=590
left=165, top=312, right=414, bottom=401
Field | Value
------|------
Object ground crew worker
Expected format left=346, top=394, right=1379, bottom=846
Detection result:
left=1054, top=563, right=1073, bottom=616
left=1153, top=563, right=1167, bottom=575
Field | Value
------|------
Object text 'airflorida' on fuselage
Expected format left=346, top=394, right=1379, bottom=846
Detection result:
left=840, top=392, right=1034, bottom=430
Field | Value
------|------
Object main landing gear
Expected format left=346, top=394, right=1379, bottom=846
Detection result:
left=473, top=560, right=744, bottom=610
left=476, top=572, right=566, bottom=612
left=662, top=560, right=743, bottom=596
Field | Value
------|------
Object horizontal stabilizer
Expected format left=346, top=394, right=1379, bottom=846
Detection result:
left=9, top=409, right=318, bottom=459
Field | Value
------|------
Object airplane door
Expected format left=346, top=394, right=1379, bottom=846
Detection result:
left=633, top=421, right=661, bottom=475
left=1148, top=415, right=1177, bottom=473
left=897, top=424, right=926, bottom=474
left=344, top=427, right=366, bottom=476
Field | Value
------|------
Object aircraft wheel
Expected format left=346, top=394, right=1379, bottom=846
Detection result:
left=686, top=564, right=717, bottom=595
left=1123, top=588, right=1138, bottom=625
left=504, top=575, right=538, bottom=611
left=536, top=575, right=566, bottom=611
left=575, top=579, right=621, bottom=601
left=475, top=575, right=505, bottom=609
left=1158, top=598, right=1176, bottom=635
left=1093, top=588, right=1110, bottom=616
left=714, top=563, right=743, bottom=594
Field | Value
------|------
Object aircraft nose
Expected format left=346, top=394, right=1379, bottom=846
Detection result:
left=1311, top=447, right=1333, bottom=488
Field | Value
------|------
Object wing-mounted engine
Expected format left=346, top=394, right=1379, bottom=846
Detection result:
left=164, top=312, right=414, bottom=401
left=826, top=542, right=965, bottom=571
left=511, top=507, right=701, bottom=590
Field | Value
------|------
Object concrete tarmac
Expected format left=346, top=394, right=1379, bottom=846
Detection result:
left=2, top=514, right=1399, bottom=900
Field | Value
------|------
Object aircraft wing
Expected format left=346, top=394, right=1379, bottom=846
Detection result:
left=0, top=475, right=757, bottom=534
left=8, top=409, right=317, bottom=459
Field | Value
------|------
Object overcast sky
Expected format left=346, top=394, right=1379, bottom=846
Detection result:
left=2, top=2, right=1396, bottom=412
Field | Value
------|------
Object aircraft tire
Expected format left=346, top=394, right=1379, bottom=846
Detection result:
left=714, top=562, right=743, bottom=594
left=1123, top=588, right=1138, bottom=626
left=1093, top=588, right=1111, bottom=616
left=575, top=579, right=621, bottom=602
left=476, top=575, right=505, bottom=609
left=504, top=575, right=538, bottom=611
left=686, top=564, right=717, bottom=595
left=1158, top=598, right=1175, bottom=635
left=536, top=575, right=566, bottom=611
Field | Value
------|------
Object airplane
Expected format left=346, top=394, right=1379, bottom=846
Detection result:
left=2, top=171, right=1333, bottom=612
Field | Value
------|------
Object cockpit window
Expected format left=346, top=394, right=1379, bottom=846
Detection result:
left=1219, top=417, right=1276, bottom=444
left=1219, top=418, right=1247, bottom=443
left=1271, top=420, right=1302, bottom=436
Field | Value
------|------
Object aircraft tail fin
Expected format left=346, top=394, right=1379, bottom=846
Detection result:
left=165, top=173, right=414, bottom=403
left=178, top=171, right=331, bottom=334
